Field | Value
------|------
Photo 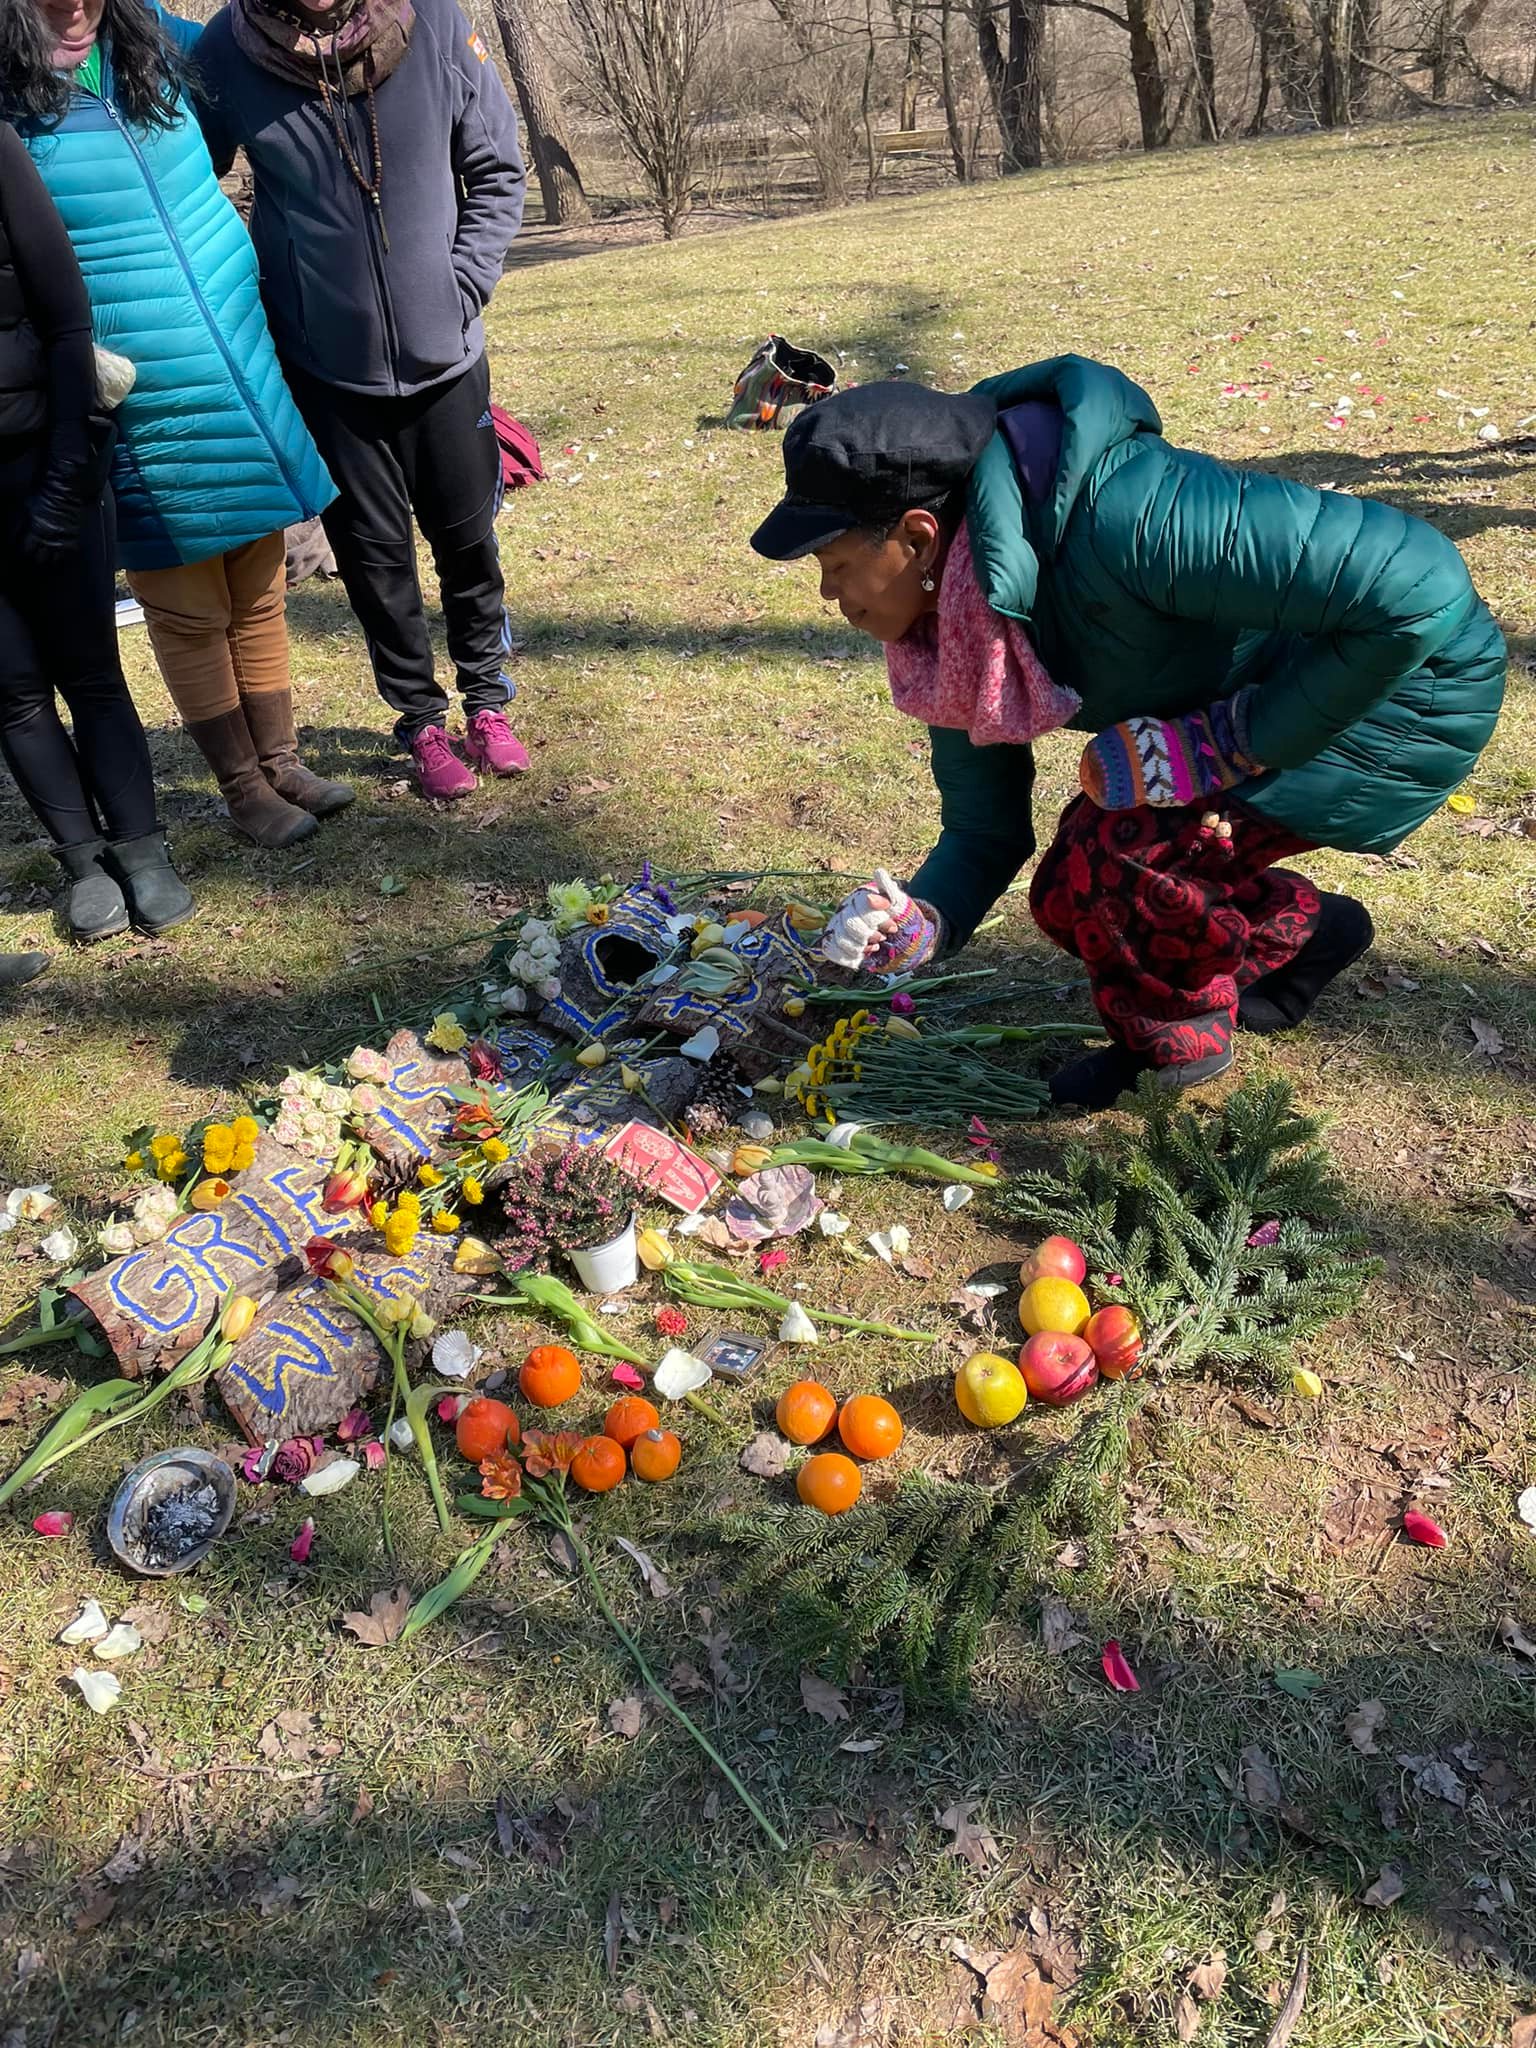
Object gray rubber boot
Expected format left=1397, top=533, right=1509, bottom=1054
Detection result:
left=106, top=830, right=195, bottom=935
left=0, top=951, right=48, bottom=987
left=53, top=838, right=129, bottom=941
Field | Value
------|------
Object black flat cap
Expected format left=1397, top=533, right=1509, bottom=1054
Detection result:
left=750, top=380, right=997, bottom=561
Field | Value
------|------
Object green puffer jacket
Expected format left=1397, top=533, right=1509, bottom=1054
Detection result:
left=908, top=356, right=1506, bottom=949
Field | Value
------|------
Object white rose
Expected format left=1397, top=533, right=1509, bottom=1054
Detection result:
left=498, top=986, right=528, bottom=1014
left=98, top=1221, right=135, bottom=1256
left=41, top=1227, right=79, bottom=1264
left=536, top=977, right=562, bottom=1002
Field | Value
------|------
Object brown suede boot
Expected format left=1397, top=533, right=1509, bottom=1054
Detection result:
left=184, top=707, right=319, bottom=848
left=242, top=688, right=355, bottom=817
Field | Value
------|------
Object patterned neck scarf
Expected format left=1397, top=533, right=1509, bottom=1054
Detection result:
left=229, top=0, right=413, bottom=94
left=884, top=520, right=1079, bottom=748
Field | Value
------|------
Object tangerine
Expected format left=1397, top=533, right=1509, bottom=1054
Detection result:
left=796, top=1451, right=863, bottom=1515
left=454, top=1396, right=518, bottom=1464
left=837, top=1393, right=903, bottom=1461
left=519, top=1343, right=582, bottom=1407
left=775, top=1378, right=837, bottom=1446
left=604, top=1395, right=661, bottom=1448
left=570, top=1435, right=626, bottom=1492
left=631, top=1427, right=682, bottom=1482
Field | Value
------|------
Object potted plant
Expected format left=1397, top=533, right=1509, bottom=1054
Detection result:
left=491, top=1138, right=637, bottom=1293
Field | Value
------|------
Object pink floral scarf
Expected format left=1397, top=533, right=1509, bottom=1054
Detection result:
left=884, top=519, right=1079, bottom=747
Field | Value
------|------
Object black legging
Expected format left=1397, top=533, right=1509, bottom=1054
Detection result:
left=0, top=437, right=157, bottom=846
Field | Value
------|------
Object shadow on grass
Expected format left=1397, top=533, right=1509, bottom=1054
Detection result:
left=1247, top=440, right=1536, bottom=543
left=1, top=1391, right=1533, bottom=2047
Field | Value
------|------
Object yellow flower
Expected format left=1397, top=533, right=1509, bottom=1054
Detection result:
left=454, top=1235, right=500, bottom=1275
left=480, top=1137, right=510, bottom=1165
left=425, top=1012, right=468, bottom=1053
left=850, top=1009, right=871, bottom=1029
left=584, top=903, right=610, bottom=926
left=383, top=1218, right=418, bottom=1256
left=124, top=1150, right=144, bottom=1172
left=462, top=1176, right=484, bottom=1206
left=431, top=1210, right=461, bottom=1234
left=202, top=1123, right=234, bottom=1169
left=575, top=1043, right=607, bottom=1068
left=231, top=1116, right=259, bottom=1145
left=368, top=1199, right=389, bottom=1230
left=409, top=1307, right=435, bottom=1340
left=972, top=1161, right=1001, bottom=1179
left=396, top=1189, right=421, bottom=1215
left=159, top=1149, right=188, bottom=1182
left=190, top=1178, right=231, bottom=1211
left=230, top=1142, right=256, bottom=1173
left=220, top=1294, right=258, bottom=1341
left=417, top=1164, right=444, bottom=1189
left=783, top=995, right=806, bottom=1019
left=380, top=1297, right=413, bottom=1326
left=1291, top=1367, right=1325, bottom=1400
left=149, top=1133, right=180, bottom=1162
left=804, top=1092, right=822, bottom=1118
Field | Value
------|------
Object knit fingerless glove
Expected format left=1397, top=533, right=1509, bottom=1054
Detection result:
left=868, top=893, right=942, bottom=974
left=822, top=869, right=943, bottom=975
left=1079, top=690, right=1262, bottom=810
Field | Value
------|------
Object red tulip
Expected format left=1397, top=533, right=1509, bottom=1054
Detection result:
left=32, top=1510, right=73, bottom=1538
left=321, top=1168, right=371, bottom=1213
left=1401, top=1509, right=1447, bottom=1548
left=1101, top=1640, right=1140, bottom=1692
left=304, top=1236, right=354, bottom=1281
left=467, top=1039, right=504, bottom=1082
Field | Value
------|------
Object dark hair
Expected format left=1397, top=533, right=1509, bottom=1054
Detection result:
left=860, top=483, right=969, bottom=547
left=0, top=0, right=183, bottom=132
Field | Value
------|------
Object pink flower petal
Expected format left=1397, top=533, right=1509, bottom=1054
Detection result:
left=966, top=1116, right=992, bottom=1141
left=759, top=1248, right=789, bottom=1273
left=890, top=990, right=915, bottom=1016
left=32, top=1510, right=73, bottom=1538
left=1101, top=1640, right=1140, bottom=1693
left=435, top=1395, right=464, bottom=1424
left=362, top=1441, right=387, bottom=1471
left=1401, top=1509, right=1447, bottom=1549
left=610, top=1362, right=645, bottom=1393
left=290, top=1517, right=315, bottom=1564
left=336, top=1407, right=371, bottom=1442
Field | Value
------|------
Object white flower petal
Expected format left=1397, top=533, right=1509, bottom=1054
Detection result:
left=653, top=1348, right=714, bottom=1400
left=388, top=1417, right=415, bottom=1450
left=59, top=1599, right=109, bottom=1646
left=942, top=1185, right=975, bottom=1212
left=818, top=1211, right=850, bottom=1237
left=299, top=1458, right=360, bottom=1497
left=71, top=1667, right=123, bottom=1713
left=93, top=1623, right=143, bottom=1661
left=867, top=1225, right=910, bottom=1264
left=679, top=1025, right=721, bottom=1062
left=778, top=1301, right=819, bottom=1345
left=41, top=1227, right=79, bottom=1264
left=825, top=1122, right=866, bottom=1151
left=1518, top=1485, right=1536, bottom=1531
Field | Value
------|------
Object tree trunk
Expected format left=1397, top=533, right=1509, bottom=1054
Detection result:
left=1192, top=0, right=1219, bottom=134
left=898, top=0, right=924, bottom=126
left=1125, top=0, right=1171, bottom=146
left=1347, top=0, right=1377, bottom=114
left=976, top=0, right=1044, bottom=171
left=1238, top=0, right=1314, bottom=117
left=938, top=0, right=973, bottom=175
left=488, top=0, right=593, bottom=227
left=1318, top=0, right=1352, bottom=122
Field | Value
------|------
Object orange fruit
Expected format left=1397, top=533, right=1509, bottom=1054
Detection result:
left=836, top=1393, right=903, bottom=1461
left=1018, top=1276, right=1091, bottom=1338
left=454, top=1396, right=518, bottom=1464
left=519, top=1343, right=582, bottom=1407
left=631, top=1428, right=682, bottom=1482
left=570, top=1435, right=626, bottom=1493
left=603, top=1395, right=661, bottom=1449
left=775, top=1378, right=837, bottom=1446
left=796, top=1451, right=862, bottom=1515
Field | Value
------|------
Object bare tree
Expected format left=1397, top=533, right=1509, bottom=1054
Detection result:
left=974, top=0, right=1047, bottom=169
left=766, top=0, right=866, bottom=206
left=566, top=0, right=719, bottom=238
left=936, top=0, right=990, bottom=173
left=487, top=0, right=592, bottom=226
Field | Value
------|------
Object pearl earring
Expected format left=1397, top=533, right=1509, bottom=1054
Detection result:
left=920, top=570, right=936, bottom=592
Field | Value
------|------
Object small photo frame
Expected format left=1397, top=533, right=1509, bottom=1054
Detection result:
left=698, top=1330, right=770, bottom=1385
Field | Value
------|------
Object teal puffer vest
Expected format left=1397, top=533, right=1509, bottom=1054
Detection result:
left=21, top=9, right=331, bottom=571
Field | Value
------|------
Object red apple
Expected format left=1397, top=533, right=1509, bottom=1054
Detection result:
left=1019, top=1331, right=1099, bottom=1406
left=1084, top=1305, right=1144, bottom=1380
left=1019, top=1234, right=1087, bottom=1288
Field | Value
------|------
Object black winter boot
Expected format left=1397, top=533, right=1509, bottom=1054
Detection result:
left=106, top=830, right=195, bottom=935
left=53, top=838, right=128, bottom=941
left=0, top=951, right=48, bottom=988
left=1238, top=895, right=1375, bottom=1035
left=1048, top=1041, right=1234, bottom=1114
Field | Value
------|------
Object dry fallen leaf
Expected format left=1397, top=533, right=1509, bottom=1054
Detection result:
left=937, top=1799, right=998, bottom=1871
left=981, top=1943, right=1055, bottom=2032
left=1362, top=1865, right=1405, bottom=1909
left=1469, top=1016, right=1505, bottom=1057
left=1241, top=1745, right=1283, bottom=1808
left=1397, top=1753, right=1467, bottom=1807
left=1189, top=1951, right=1228, bottom=2001
left=740, top=1431, right=789, bottom=1479
left=341, top=1586, right=410, bottom=1647
left=1040, top=1598, right=1085, bottom=1656
left=1345, top=1699, right=1386, bottom=1755
left=256, top=1708, right=340, bottom=1765
left=1175, top=1989, right=1203, bottom=2041
left=613, top=1537, right=671, bottom=1600
left=607, top=1694, right=644, bottom=1739
left=800, top=1671, right=850, bottom=1724
left=1497, top=1615, right=1536, bottom=1659
left=1510, top=2016, right=1536, bottom=2048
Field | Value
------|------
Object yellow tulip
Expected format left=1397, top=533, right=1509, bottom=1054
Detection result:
left=783, top=996, right=806, bottom=1019
left=732, top=1144, right=772, bottom=1176
left=409, top=1307, right=435, bottom=1339
left=575, top=1043, right=608, bottom=1068
left=885, top=1016, right=922, bottom=1041
left=454, top=1235, right=500, bottom=1275
left=1291, top=1367, right=1325, bottom=1400
left=190, top=1178, right=231, bottom=1212
left=637, top=1227, right=674, bottom=1271
left=220, top=1294, right=258, bottom=1341
left=753, top=1077, right=784, bottom=1096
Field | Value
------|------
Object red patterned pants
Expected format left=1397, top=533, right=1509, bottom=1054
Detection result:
left=1029, top=797, right=1321, bottom=1067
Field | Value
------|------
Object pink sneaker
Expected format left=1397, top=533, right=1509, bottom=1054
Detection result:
left=409, top=724, right=476, bottom=800
left=464, top=707, right=530, bottom=776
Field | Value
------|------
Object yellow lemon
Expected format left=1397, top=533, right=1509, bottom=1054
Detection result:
left=1018, top=1276, right=1091, bottom=1338
left=955, top=1352, right=1028, bottom=1428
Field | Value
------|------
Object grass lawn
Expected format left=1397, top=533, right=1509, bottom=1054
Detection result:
left=2, top=112, right=1535, bottom=2048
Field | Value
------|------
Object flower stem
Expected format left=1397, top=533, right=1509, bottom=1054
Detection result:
left=0, top=1321, right=84, bottom=1358
left=555, top=1500, right=787, bottom=1853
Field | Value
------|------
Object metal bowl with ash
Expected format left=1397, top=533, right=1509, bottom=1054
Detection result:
left=107, top=1448, right=236, bottom=1576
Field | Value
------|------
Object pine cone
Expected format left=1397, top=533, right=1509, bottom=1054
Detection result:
left=683, top=1051, right=748, bottom=1140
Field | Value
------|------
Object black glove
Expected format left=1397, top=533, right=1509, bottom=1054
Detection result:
left=21, top=462, right=92, bottom=567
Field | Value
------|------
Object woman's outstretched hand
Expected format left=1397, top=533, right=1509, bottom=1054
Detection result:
left=822, top=869, right=941, bottom=975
